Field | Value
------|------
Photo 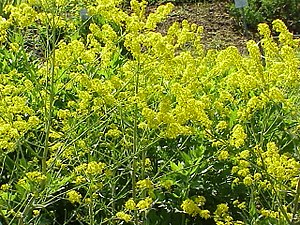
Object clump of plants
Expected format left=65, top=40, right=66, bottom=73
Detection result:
left=230, top=0, right=300, bottom=33
left=0, top=0, right=299, bottom=224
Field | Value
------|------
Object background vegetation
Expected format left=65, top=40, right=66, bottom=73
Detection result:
left=230, top=0, right=300, bottom=33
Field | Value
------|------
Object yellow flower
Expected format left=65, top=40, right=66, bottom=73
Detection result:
left=231, top=166, right=239, bottom=174
left=199, top=209, right=210, bottom=219
left=195, top=196, right=206, bottom=206
left=239, top=160, right=250, bottom=168
left=74, top=176, right=86, bottom=185
left=272, top=19, right=294, bottom=46
left=260, top=208, right=270, bottom=217
left=253, top=173, right=262, bottom=181
left=239, top=150, right=250, bottom=159
left=145, top=158, right=151, bottom=168
left=116, top=211, right=132, bottom=222
left=67, top=190, right=82, bottom=204
left=32, top=210, right=40, bottom=217
left=216, top=121, right=228, bottom=130
left=86, top=161, right=106, bottom=175
left=232, top=178, right=240, bottom=185
left=84, top=198, right=92, bottom=204
left=269, top=211, right=279, bottom=219
left=214, top=203, right=229, bottom=216
left=237, top=202, right=246, bottom=210
left=5, top=3, right=37, bottom=27
left=136, top=178, right=153, bottom=189
left=75, top=163, right=87, bottom=173
left=181, top=199, right=200, bottom=217
left=9, top=42, right=19, bottom=52
left=218, top=150, right=229, bottom=161
left=26, top=171, right=47, bottom=183
left=230, top=124, right=247, bottom=148
left=0, top=17, right=11, bottom=42
left=106, top=128, right=121, bottom=138
left=145, top=3, right=174, bottom=30
left=137, top=197, right=152, bottom=210
left=237, top=168, right=250, bottom=177
left=160, top=179, right=174, bottom=190
left=125, top=198, right=136, bottom=210
left=0, top=184, right=10, bottom=191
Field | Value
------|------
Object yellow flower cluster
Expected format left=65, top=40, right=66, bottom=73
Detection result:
left=216, top=121, right=228, bottom=131
left=272, top=19, right=299, bottom=47
left=75, top=161, right=106, bottom=176
left=32, top=209, right=40, bottom=217
left=25, top=0, right=215, bottom=142
left=0, top=184, right=10, bottom=191
left=233, top=200, right=246, bottom=210
left=136, top=178, right=153, bottom=189
left=106, top=128, right=122, bottom=138
left=145, top=3, right=174, bottom=30
left=86, top=161, right=106, bottom=175
left=159, top=179, right=174, bottom=190
left=230, top=141, right=299, bottom=222
left=257, top=142, right=299, bottom=186
left=4, top=3, right=37, bottom=28
left=136, top=196, right=153, bottom=210
left=26, top=171, right=47, bottom=183
left=230, top=125, right=247, bottom=148
left=115, top=196, right=153, bottom=223
left=181, top=197, right=210, bottom=219
left=125, top=198, right=136, bottom=210
left=116, top=211, right=132, bottom=222
left=55, top=40, right=95, bottom=68
left=231, top=150, right=253, bottom=184
left=0, top=17, right=10, bottom=43
left=259, top=208, right=292, bottom=221
left=67, top=190, right=82, bottom=204
left=88, top=23, right=118, bottom=68
left=0, top=71, right=40, bottom=152
left=218, top=150, right=229, bottom=161
left=88, top=0, right=127, bottom=26
left=16, top=171, right=47, bottom=190
left=214, top=203, right=244, bottom=225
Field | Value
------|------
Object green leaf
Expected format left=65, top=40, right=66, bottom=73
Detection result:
left=170, top=161, right=179, bottom=172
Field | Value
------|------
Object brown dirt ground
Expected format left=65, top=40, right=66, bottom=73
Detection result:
left=147, top=1, right=257, bottom=54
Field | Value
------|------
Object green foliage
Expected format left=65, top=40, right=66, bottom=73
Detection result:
left=230, top=0, right=300, bottom=32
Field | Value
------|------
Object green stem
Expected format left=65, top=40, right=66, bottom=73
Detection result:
left=132, top=58, right=140, bottom=225
left=89, top=182, right=95, bottom=225
left=292, top=178, right=300, bottom=224
left=132, top=157, right=138, bottom=225
left=111, top=147, right=116, bottom=225
left=141, top=148, right=147, bottom=225
left=181, top=213, right=186, bottom=225
left=181, top=184, right=190, bottom=225
left=42, top=22, right=56, bottom=176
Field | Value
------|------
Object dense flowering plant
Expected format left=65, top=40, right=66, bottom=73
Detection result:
left=0, top=0, right=299, bottom=224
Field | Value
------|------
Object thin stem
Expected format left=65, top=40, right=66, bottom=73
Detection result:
left=111, top=145, right=116, bottom=225
left=132, top=58, right=140, bottom=225
left=291, top=178, right=300, bottom=224
left=89, top=182, right=95, bottom=225
left=141, top=148, right=147, bottom=225
left=42, top=17, right=56, bottom=176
